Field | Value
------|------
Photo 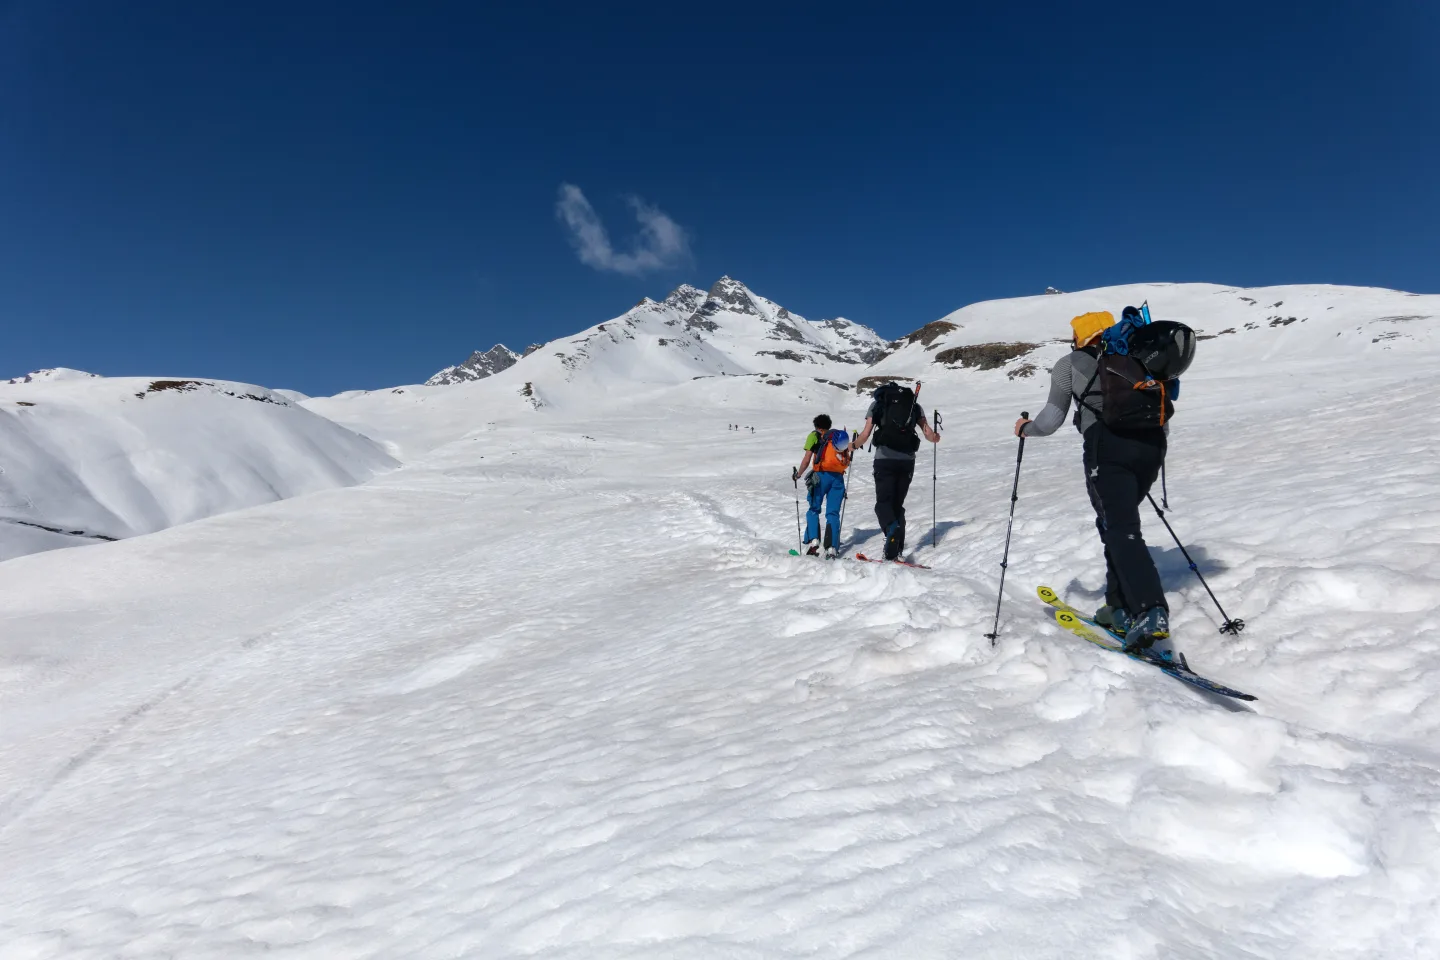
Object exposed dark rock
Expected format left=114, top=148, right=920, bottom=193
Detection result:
left=148, top=379, right=205, bottom=393
left=934, top=342, right=1040, bottom=370
left=897, top=320, right=959, bottom=349
left=767, top=323, right=809, bottom=343
left=855, top=374, right=916, bottom=393
left=0, top=517, right=117, bottom=541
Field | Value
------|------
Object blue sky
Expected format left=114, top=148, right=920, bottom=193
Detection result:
left=2, top=1, right=1436, bottom=395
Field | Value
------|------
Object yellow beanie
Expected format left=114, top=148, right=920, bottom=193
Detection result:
left=1070, top=311, right=1115, bottom=348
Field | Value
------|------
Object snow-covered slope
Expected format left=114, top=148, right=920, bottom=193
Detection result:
left=0, top=376, right=396, bottom=561
left=867, top=281, right=1436, bottom=391
left=4, top=282, right=1440, bottom=957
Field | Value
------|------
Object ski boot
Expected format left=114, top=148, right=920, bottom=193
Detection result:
left=1123, top=607, right=1172, bottom=660
left=883, top=523, right=904, bottom=561
left=1093, top=605, right=1133, bottom=637
left=805, top=542, right=820, bottom=556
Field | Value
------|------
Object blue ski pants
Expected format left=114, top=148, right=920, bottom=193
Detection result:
left=805, top=470, right=846, bottom=547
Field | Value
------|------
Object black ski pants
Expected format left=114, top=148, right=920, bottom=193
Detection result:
left=873, top=458, right=915, bottom=553
left=1082, top=424, right=1167, bottom=615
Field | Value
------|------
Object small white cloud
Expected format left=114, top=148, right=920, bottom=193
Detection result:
left=555, top=183, right=690, bottom=276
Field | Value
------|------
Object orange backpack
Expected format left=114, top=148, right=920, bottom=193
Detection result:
left=814, top=429, right=851, bottom=473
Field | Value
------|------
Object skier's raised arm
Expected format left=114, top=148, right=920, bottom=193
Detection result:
left=1015, top=354, right=1076, bottom=438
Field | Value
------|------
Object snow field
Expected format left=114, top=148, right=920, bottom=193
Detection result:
left=3, top=284, right=1440, bottom=957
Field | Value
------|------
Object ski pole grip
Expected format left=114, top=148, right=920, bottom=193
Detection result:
left=1021, top=411, right=1029, bottom=419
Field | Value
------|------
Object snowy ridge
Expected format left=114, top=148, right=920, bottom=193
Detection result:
left=3, top=281, right=1440, bottom=957
left=867, top=281, right=1438, bottom=386
left=0, top=376, right=396, bottom=561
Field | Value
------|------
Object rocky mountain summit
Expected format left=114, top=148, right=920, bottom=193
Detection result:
left=424, top=277, right=889, bottom=392
left=425, top=343, right=544, bottom=385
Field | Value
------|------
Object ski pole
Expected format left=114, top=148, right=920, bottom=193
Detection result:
left=792, top=466, right=803, bottom=552
left=1146, top=494, right=1245, bottom=635
left=836, top=426, right=853, bottom=553
left=932, top=410, right=942, bottom=549
left=985, top=411, right=1028, bottom=645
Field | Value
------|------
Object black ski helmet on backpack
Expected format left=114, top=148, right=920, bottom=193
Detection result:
left=1127, top=320, right=1196, bottom=380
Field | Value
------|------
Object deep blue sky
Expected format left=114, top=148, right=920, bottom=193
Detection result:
left=3, top=1, right=1436, bottom=394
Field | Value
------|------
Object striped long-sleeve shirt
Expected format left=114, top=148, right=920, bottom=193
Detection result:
left=1021, top=349, right=1101, bottom=438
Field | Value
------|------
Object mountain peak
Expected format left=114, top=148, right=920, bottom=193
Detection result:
left=704, top=276, right=760, bottom=316
left=426, top=345, right=521, bottom=386
left=662, top=284, right=706, bottom=314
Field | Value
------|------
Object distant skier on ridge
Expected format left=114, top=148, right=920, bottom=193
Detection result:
left=794, top=414, right=852, bottom=557
left=854, top=382, right=941, bottom=561
left=1014, top=307, right=1195, bottom=660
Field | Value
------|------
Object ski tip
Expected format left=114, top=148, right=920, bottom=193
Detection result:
left=788, top=549, right=800, bottom=556
left=1037, top=585, right=1059, bottom=603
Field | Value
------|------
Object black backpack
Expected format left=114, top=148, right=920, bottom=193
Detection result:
left=1077, top=309, right=1196, bottom=431
left=872, top=383, right=921, bottom=453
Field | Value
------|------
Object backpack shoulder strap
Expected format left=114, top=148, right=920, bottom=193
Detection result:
left=1071, top=348, right=1101, bottom=404
left=1071, top=348, right=1104, bottom=427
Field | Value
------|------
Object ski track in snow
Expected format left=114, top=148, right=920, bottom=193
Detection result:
left=4, top=314, right=1440, bottom=955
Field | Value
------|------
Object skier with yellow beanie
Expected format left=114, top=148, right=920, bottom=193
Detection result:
left=1014, top=308, right=1178, bottom=660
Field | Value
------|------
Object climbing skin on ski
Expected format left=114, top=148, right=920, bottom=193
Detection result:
left=1039, top=586, right=1256, bottom=702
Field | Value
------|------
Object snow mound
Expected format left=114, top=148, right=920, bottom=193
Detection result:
left=5, top=367, right=100, bottom=384
left=0, top=376, right=396, bottom=560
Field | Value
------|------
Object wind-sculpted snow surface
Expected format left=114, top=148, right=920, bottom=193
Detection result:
left=0, top=376, right=396, bottom=560
left=2, top=284, right=1440, bottom=958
